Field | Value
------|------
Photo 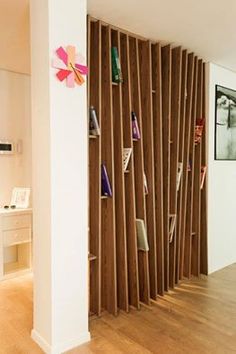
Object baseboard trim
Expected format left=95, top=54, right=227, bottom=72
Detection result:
left=31, top=329, right=91, bottom=354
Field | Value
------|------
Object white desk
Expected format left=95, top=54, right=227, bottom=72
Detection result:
left=0, top=208, right=32, bottom=280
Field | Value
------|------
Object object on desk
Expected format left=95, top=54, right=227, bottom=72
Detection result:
left=10, top=188, right=30, bottom=209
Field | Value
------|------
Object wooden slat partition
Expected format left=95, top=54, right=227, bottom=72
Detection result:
left=161, top=45, right=171, bottom=291
left=138, top=40, right=157, bottom=299
left=191, top=60, right=203, bottom=276
left=151, top=43, right=164, bottom=295
left=169, top=47, right=182, bottom=288
left=120, top=32, right=140, bottom=308
left=100, top=24, right=117, bottom=315
left=88, top=19, right=101, bottom=315
left=183, top=56, right=199, bottom=278
left=88, top=16, right=208, bottom=317
left=111, top=29, right=129, bottom=311
left=129, top=36, right=150, bottom=304
left=179, top=53, right=195, bottom=279
left=175, top=49, right=188, bottom=284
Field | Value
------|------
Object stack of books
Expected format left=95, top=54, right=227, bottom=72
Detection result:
left=111, top=47, right=123, bottom=83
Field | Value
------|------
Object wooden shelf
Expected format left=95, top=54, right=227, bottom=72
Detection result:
left=88, top=15, right=207, bottom=318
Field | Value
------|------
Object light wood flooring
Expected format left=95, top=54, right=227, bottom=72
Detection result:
left=0, top=264, right=236, bottom=354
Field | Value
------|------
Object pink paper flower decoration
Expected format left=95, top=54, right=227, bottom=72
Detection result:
left=52, top=45, right=88, bottom=88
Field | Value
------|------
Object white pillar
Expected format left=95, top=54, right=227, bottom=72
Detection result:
left=30, top=1, right=90, bottom=353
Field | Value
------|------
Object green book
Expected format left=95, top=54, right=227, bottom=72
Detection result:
left=111, top=47, right=123, bottom=83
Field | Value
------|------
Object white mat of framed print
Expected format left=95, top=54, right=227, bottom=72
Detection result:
left=215, top=85, right=236, bottom=160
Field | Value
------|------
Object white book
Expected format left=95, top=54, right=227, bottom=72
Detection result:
left=176, top=162, right=183, bottom=191
left=136, top=219, right=149, bottom=251
left=169, top=214, right=176, bottom=243
left=123, top=148, right=132, bottom=171
left=144, top=172, right=148, bottom=195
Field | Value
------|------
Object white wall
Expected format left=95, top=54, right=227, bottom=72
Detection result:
left=0, top=69, right=31, bottom=206
left=30, top=0, right=89, bottom=353
left=207, top=63, right=236, bottom=273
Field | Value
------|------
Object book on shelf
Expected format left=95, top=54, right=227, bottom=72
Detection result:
left=123, top=148, right=132, bottom=171
left=169, top=214, right=176, bottom=243
left=187, top=160, right=192, bottom=172
left=101, top=164, right=112, bottom=197
left=131, top=111, right=141, bottom=140
left=111, top=47, right=123, bottom=83
left=136, top=219, right=149, bottom=251
left=89, top=106, right=100, bottom=136
left=194, top=118, right=205, bottom=144
left=200, top=166, right=207, bottom=189
left=176, top=162, right=183, bottom=191
left=144, top=172, right=148, bottom=195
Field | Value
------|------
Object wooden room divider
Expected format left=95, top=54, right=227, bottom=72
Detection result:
left=88, top=16, right=207, bottom=316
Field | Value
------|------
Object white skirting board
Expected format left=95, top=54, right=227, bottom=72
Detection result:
left=31, top=329, right=91, bottom=354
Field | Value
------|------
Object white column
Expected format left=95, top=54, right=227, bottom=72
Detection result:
left=30, top=1, right=90, bottom=353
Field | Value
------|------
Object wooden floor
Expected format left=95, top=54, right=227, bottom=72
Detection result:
left=0, top=265, right=235, bottom=354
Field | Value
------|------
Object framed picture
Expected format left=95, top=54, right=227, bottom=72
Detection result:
left=215, top=85, right=236, bottom=160
left=10, top=188, right=31, bottom=209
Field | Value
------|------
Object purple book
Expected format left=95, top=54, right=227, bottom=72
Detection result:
left=131, top=111, right=141, bottom=140
left=101, top=164, right=112, bottom=197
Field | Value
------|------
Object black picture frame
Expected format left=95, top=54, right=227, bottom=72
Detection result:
left=215, top=84, right=236, bottom=160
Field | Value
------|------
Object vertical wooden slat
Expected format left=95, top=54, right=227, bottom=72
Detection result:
left=200, top=63, right=208, bottom=275
left=129, top=36, right=150, bottom=304
left=101, top=24, right=117, bottom=315
left=88, top=19, right=101, bottom=315
left=120, top=33, right=140, bottom=308
left=111, top=29, right=129, bottom=311
left=152, top=43, right=164, bottom=295
left=191, top=60, right=203, bottom=276
left=139, top=40, right=157, bottom=300
left=183, top=56, right=198, bottom=278
left=161, top=45, right=171, bottom=291
left=169, top=47, right=182, bottom=288
left=175, top=49, right=188, bottom=284
left=179, top=53, right=194, bottom=279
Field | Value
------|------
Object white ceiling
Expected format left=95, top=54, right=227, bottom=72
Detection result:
left=88, top=0, right=236, bottom=73
left=0, top=0, right=235, bottom=74
left=0, top=0, right=30, bottom=74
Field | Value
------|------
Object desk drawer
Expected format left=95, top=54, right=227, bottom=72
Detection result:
left=3, top=228, right=31, bottom=247
left=2, top=214, right=31, bottom=231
